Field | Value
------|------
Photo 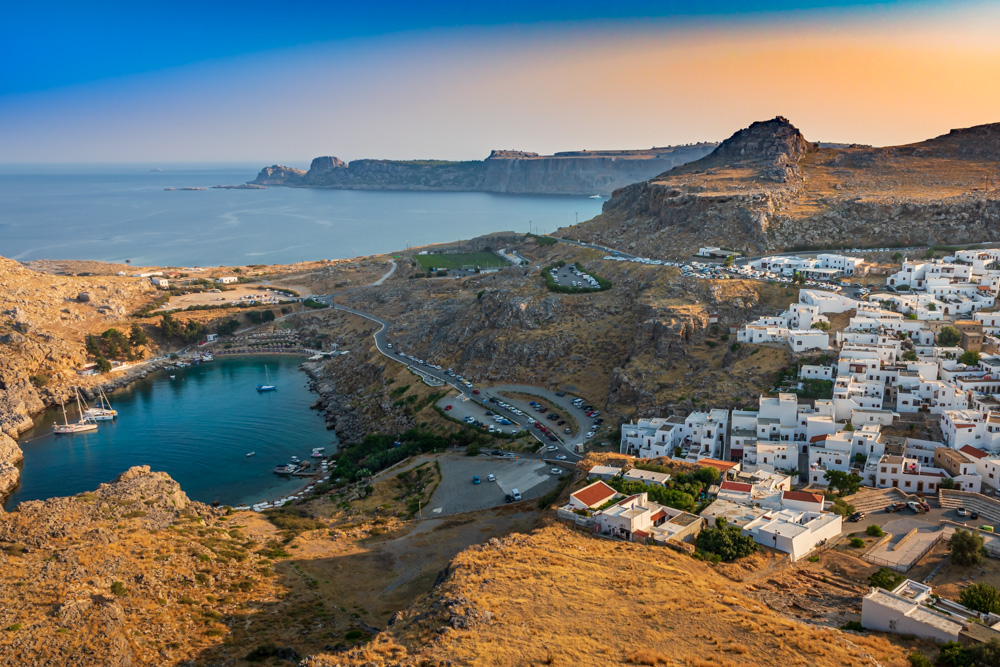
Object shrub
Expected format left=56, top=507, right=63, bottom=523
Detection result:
left=849, top=537, right=865, bottom=548
left=866, top=524, right=884, bottom=537
left=842, top=620, right=865, bottom=632
left=869, top=567, right=904, bottom=590
left=830, top=498, right=856, bottom=517
left=907, top=651, right=933, bottom=667
left=950, top=528, right=985, bottom=566
left=960, top=582, right=1000, bottom=614
left=345, top=630, right=364, bottom=641
left=29, top=374, right=49, bottom=387
left=111, top=581, right=128, bottom=596
left=696, top=525, right=758, bottom=561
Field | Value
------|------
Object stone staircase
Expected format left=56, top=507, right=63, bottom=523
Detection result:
left=939, top=489, right=1000, bottom=525
left=842, top=487, right=909, bottom=513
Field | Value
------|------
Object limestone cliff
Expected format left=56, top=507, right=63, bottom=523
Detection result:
left=559, top=117, right=1000, bottom=255
left=250, top=144, right=717, bottom=195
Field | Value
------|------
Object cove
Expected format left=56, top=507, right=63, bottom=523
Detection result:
left=3, top=355, right=336, bottom=510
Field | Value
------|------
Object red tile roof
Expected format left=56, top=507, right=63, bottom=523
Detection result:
left=632, top=530, right=649, bottom=538
left=960, top=445, right=989, bottom=460
left=809, top=434, right=830, bottom=443
left=650, top=509, right=666, bottom=522
left=782, top=490, right=823, bottom=504
left=571, top=481, right=618, bottom=508
left=955, top=424, right=976, bottom=429
left=698, top=458, right=739, bottom=472
left=720, top=481, right=752, bottom=493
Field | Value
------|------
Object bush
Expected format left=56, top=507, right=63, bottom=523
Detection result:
left=29, top=374, right=49, bottom=387
left=960, top=582, right=1000, bottom=614
left=830, top=498, right=856, bottom=517
left=849, top=537, right=865, bottom=548
left=907, top=651, right=933, bottom=667
left=866, top=524, right=884, bottom=537
left=696, top=525, right=758, bottom=561
left=111, top=581, right=128, bottom=596
left=869, top=567, right=904, bottom=590
left=959, top=350, right=981, bottom=366
left=950, top=528, right=985, bottom=566
left=842, top=620, right=865, bottom=632
left=937, top=325, right=961, bottom=347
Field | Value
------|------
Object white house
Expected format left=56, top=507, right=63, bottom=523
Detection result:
left=217, top=276, right=239, bottom=284
left=567, top=481, right=619, bottom=511
left=862, top=579, right=1000, bottom=644
left=741, top=509, right=842, bottom=561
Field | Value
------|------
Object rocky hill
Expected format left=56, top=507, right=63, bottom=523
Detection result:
left=250, top=144, right=718, bottom=195
left=558, top=117, right=1000, bottom=255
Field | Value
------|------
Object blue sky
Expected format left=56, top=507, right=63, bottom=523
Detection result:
left=1, top=1, right=997, bottom=163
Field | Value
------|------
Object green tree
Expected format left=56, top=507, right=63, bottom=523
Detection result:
left=959, top=582, right=1000, bottom=614
left=869, top=567, right=904, bottom=590
left=866, top=524, right=884, bottom=537
left=902, top=350, right=919, bottom=361
left=695, top=524, right=758, bottom=561
left=937, top=326, right=962, bottom=347
left=723, top=255, right=734, bottom=267
left=216, top=319, right=241, bottom=336
left=950, top=528, right=985, bottom=567
left=907, top=651, right=933, bottom=667
left=95, top=356, right=112, bottom=373
left=928, top=302, right=937, bottom=312
left=937, top=641, right=973, bottom=667
left=939, top=477, right=956, bottom=490
left=129, top=323, right=148, bottom=347
left=924, top=247, right=936, bottom=259
left=959, top=350, right=981, bottom=366
left=811, top=321, right=831, bottom=331
left=85, top=335, right=101, bottom=357
left=695, top=466, right=720, bottom=486
left=824, top=470, right=863, bottom=496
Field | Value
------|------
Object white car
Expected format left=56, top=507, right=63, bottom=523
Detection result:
left=556, top=454, right=567, bottom=461
left=585, top=431, right=595, bottom=438
left=547, top=445, right=558, bottom=451
left=551, top=468, right=563, bottom=475
left=487, top=474, right=496, bottom=482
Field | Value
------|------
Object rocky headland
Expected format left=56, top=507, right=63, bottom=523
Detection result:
left=250, top=144, right=718, bottom=195
left=559, top=117, right=1000, bottom=255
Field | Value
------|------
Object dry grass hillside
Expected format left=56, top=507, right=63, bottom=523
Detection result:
left=306, top=522, right=911, bottom=667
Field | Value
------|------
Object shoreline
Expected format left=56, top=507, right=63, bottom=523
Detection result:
left=0, top=348, right=326, bottom=510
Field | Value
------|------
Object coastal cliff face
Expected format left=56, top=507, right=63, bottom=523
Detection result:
left=250, top=144, right=717, bottom=195
left=559, top=118, right=1000, bottom=255
left=0, top=256, right=157, bottom=503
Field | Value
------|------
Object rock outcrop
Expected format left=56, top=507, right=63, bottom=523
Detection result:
left=559, top=117, right=1000, bottom=255
left=250, top=144, right=718, bottom=195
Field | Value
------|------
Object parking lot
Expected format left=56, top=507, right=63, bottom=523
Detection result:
left=439, top=392, right=525, bottom=437
left=549, top=264, right=599, bottom=289
left=423, top=454, right=559, bottom=517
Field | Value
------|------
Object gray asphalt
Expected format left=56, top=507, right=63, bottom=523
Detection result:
left=422, top=454, right=559, bottom=517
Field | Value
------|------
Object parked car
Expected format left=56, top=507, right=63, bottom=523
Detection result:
left=472, top=389, right=480, bottom=395
left=957, top=507, right=969, bottom=517
left=556, top=391, right=566, bottom=396
left=505, top=494, right=514, bottom=503
left=472, top=476, right=481, bottom=485
left=564, top=428, right=571, bottom=434
left=551, top=468, right=563, bottom=475
left=972, top=510, right=980, bottom=519
left=556, top=454, right=567, bottom=461
left=487, top=473, right=496, bottom=482
left=547, top=445, right=558, bottom=451
left=906, top=501, right=926, bottom=514
left=444, top=405, right=452, bottom=411
left=885, top=502, right=906, bottom=513
left=848, top=511, right=867, bottom=522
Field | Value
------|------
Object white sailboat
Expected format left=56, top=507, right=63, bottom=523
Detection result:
left=54, top=387, right=98, bottom=434
left=256, top=365, right=276, bottom=392
left=85, top=386, right=118, bottom=421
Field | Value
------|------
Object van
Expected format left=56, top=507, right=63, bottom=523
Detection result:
left=511, top=489, right=522, bottom=501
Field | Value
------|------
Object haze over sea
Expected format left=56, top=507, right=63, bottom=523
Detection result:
left=0, top=165, right=604, bottom=266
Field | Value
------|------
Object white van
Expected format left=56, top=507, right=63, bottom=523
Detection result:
left=511, top=489, right=522, bottom=501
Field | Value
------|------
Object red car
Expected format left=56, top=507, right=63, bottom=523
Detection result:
left=534, top=423, right=542, bottom=429
left=472, top=389, right=480, bottom=395
left=444, top=405, right=452, bottom=411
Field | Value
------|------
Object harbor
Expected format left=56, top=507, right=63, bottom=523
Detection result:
left=4, top=355, right=337, bottom=510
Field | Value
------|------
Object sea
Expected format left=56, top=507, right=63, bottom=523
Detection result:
left=0, top=164, right=604, bottom=266
left=3, top=356, right=333, bottom=510
left=0, top=166, right=602, bottom=508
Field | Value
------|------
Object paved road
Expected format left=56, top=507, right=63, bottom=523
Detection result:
left=423, top=454, right=558, bottom=517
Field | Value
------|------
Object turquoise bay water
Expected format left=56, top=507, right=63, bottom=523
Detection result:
left=0, top=165, right=604, bottom=266
left=4, top=356, right=335, bottom=509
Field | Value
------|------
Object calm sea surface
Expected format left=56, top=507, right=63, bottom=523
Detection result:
left=4, top=356, right=334, bottom=509
left=0, top=164, right=604, bottom=266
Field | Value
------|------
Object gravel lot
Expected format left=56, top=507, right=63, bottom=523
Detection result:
left=423, top=454, right=558, bottom=517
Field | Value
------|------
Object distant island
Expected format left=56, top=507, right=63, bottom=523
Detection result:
left=250, top=144, right=718, bottom=196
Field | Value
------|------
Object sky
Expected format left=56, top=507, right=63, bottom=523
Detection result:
left=2, top=0, right=999, bottom=164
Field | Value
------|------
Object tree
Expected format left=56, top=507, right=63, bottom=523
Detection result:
left=696, top=524, right=757, bottom=561
left=869, top=567, right=904, bottom=590
left=723, top=255, right=734, bottom=267
left=95, top=356, right=112, bottom=373
left=924, top=247, right=936, bottom=259
left=85, top=335, right=100, bottom=357
left=959, top=350, right=981, bottom=366
left=695, top=466, right=719, bottom=486
left=937, top=641, right=973, bottom=667
left=939, top=477, right=956, bottom=490
left=937, top=326, right=962, bottom=347
left=811, top=321, right=831, bottom=331
left=824, top=470, right=863, bottom=496
left=950, top=528, right=985, bottom=566
left=928, top=302, right=937, bottom=312
left=129, top=323, right=148, bottom=347
left=960, top=582, right=1000, bottom=614
left=866, top=524, right=884, bottom=537
left=902, top=350, right=919, bottom=362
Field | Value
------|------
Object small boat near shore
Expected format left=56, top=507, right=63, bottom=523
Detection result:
left=54, top=387, right=98, bottom=434
left=311, top=447, right=325, bottom=458
left=257, top=365, right=276, bottom=392
left=85, top=386, right=117, bottom=421
left=246, top=451, right=256, bottom=457
left=273, top=462, right=300, bottom=475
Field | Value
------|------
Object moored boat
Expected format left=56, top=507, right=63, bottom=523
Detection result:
left=256, top=365, right=276, bottom=392
left=54, top=387, right=99, bottom=434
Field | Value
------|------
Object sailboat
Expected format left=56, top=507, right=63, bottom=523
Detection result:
left=256, top=365, right=276, bottom=392
left=85, top=386, right=118, bottom=421
left=54, top=387, right=98, bottom=434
